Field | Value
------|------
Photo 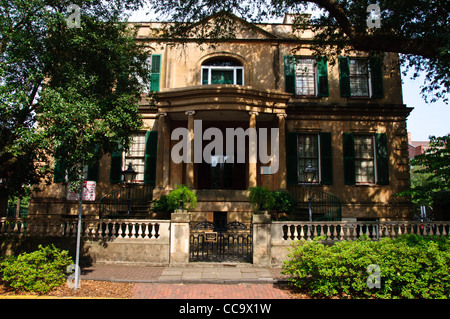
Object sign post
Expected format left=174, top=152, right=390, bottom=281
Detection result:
left=69, top=180, right=96, bottom=290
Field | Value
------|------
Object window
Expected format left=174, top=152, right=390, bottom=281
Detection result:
left=295, top=58, right=316, bottom=96
left=286, top=132, right=333, bottom=185
left=201, top=58, right=244, bottom=85
left=284, top=56, right=329, bottom=97
left=343, top=133, right=389, bottom=185
left=125, top=132, right=147, bottom=182
left=339, top=57, right=383, bottom=98
left=349, top=59, right=370, bottom=97
left=110, top=131, right=158, bottom=184
left=354, top=135, right=375, bottom=183
left=297, top=134, right=320, bottom=183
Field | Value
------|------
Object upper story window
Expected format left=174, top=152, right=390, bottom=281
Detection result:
left=284, top=55, right=329, bottom=97
left=339, top=57, right=384, bottom=98
left=201, top=58, right=244, bottom=85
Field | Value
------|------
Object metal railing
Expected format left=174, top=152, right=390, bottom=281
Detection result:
left=287, top=185, right=342, bottom=221
left=98, top=184, right=154, bottom=218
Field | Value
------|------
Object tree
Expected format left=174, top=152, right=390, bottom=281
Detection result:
left=147, top=0, right=449, bottom=103
left=397, top=135, right=450, bottom=212
left=0, top=0, right=148, bottom=203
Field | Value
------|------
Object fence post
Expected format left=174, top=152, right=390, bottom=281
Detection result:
left=252, top=213, right=272, bottom=266
left=170, top=210, right=191, bottom=264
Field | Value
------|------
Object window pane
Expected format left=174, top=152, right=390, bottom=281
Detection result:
left=297, top=134, right=319, bottom=183
left=211, top=69, right=234, bottom=84
left=354, top=135, right=375, bottom=183
left=349, top=59, right=369, bottom=96
left=295, top=58, right=315, bottom=96
left=236, top=68, right=243, bottom=85
left=125, top=133, right=146, bottom=182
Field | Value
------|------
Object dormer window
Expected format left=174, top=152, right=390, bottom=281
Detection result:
left=201, top=58, right=244, bottom=85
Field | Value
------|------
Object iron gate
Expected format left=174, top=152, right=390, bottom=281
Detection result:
left=189, top=220, right=253, bottom=263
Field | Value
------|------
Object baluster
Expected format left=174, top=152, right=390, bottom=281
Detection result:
left=423, top=223, right=428, bottom=236
left=117, top=222, right=123, bottom=238
left=345, top=224, right=351, bottom=240
left=137, top=223, right=143, bottom=239
left=299, top=224, right=305, bottom=240
left=97, top=222, right=103, bottom=238
left=124, top=222, right=130, bottom=238
left=339, top=224, right=344, bottom=241
left=144, top=223, right=150, bottom=238
left=104, top=222, right=110, bottom=238
left=435, top=223, right=441, bottom=236
left=313, top=224, right=318, bottom=239
left=442, top=224, right=448, bottom=237
left=306, top=225, right=312, bottom=241
left=12, top=221, right=19, bottom=235
left=293, top=225, right=298, bottom=240
left=151, top=223, right=157, bottom=238
left=131, top=223, right=136, bottom=238
left=110, top=222, right=116, bottom=239
left=326, top=225, right=331, bottom=240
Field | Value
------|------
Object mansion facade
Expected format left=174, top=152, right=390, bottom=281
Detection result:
left=29, top=13, right=413, bottom=223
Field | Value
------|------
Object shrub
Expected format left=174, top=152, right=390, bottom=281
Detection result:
left=272, top=190, right=293, bottom=215
left=151, top=194, right=170, bottom=213
left=166, top=184, right=197, bottom=211
left=248, top=186, right=275, bottom=213
left=282, top=235, right=450, bottom=299
left=0, top=244, right=73, bottom=294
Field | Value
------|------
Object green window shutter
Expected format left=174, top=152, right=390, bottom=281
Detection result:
left=316, top=57, right=329, bottom=97
left=320, top=132, right=333, bottom=185
left=339, top=57, right=351, bottom=97
left=343, top=133, right=355, bottom=185
left=144, top=131, right=158, bottom=185
left=286, top=132, right=299, bottom=185
left=110, top=142, right=123, bottom=183
left=370, top=58, right=384, bottom=98
left=284, top=55, right=296, bottom=95
left=150, top=54, right=161, bottom=93
left=375, top=133, right=389, bottom=185
left=202, top=68, right=209, bottom=85
left=54, top=159, right=66, bottom=182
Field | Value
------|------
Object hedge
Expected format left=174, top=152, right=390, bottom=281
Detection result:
left=282, top=234, right=450, bottom=299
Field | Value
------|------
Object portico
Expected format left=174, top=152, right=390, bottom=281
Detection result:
left=152, top=84, right=291, bottom=221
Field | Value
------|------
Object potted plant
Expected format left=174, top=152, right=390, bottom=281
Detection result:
left=248, top=186, right=275, bottom=214
left=167, top=184, right=197, bottom=213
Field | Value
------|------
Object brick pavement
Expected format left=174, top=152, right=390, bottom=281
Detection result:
left=80, top=263, right=294, bottom=299
left=132, top=283, right=293, bottom=299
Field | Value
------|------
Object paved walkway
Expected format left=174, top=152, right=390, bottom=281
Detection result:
left=81, top=263, right=294, bottom=299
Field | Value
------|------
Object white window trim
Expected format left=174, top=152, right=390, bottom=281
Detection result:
left=201, top=65, right=244, bottom=85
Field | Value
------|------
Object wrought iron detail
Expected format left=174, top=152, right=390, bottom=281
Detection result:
left=226, top=220, right=247, bottom=231
left=193, top=220, right=215, bottom=231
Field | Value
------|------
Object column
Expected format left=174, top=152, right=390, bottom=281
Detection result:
left=155, top=112, right=167, bottom=189
left=277, top=113, right=287, bottom=190
left=185, top=110, right=195, bottom=188
left=248, top=111, right=258, bottom=188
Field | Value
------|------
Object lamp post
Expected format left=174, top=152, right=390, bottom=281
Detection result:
left=122, top=163, right=137, bottom=217
left=303, top=161, right=317, bottom=222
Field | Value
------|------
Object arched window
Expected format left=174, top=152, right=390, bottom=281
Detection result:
left=201, top=58, right=244, bottom=85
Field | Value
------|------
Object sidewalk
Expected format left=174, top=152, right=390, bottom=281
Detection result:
left=80, top=263, right=293, bottom=299
left=80, top=263, right=290, bottom=284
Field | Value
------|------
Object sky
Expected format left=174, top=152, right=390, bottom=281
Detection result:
left=127, top=9, right=449, bottom=142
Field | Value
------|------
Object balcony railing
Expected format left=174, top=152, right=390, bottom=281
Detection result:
left=287, top=185, right=342, bottom=221
left=98, top=184, right=154, bottom=218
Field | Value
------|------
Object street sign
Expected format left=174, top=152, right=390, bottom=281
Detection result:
left=67, top=181, right=96, bottom=201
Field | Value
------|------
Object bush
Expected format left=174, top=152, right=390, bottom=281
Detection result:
left=282, top=235, right=450, bottom=299
left=167, top=184, right=197, bottom=211
left=248, top=186, right=275, bottom=213
left=151, top=195, right=170, bottom=213
left=272, top=190, right=293, bottom=215
left=0, top=244, right=73, bottom=294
